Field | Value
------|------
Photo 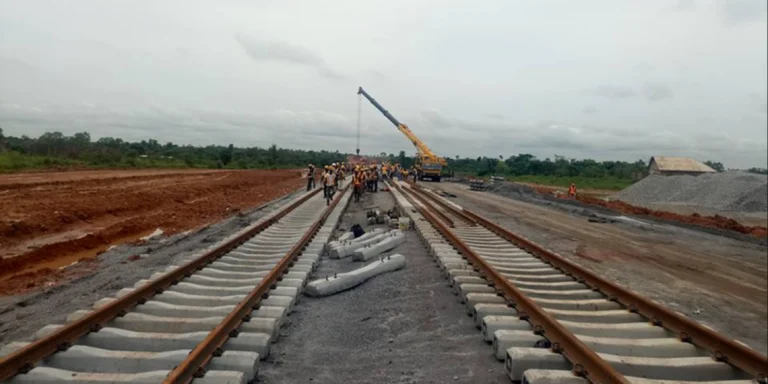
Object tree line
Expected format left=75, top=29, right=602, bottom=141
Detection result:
left=0, top=129, right=347, bottom=170
left=1, top=128, right=764, bottom=177
left=447, top=154, right=649, bottom=180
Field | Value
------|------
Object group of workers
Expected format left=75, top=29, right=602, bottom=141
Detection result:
left=305, top=163, right=347, bottom=205
left=305, top=161, right=420, bottom=205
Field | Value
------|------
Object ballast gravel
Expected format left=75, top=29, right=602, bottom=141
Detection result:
left=258, top=187, right=505, bottom=384
left=616, top=171, right=767, bottom=213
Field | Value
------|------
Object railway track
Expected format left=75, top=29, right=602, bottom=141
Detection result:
left=390, top=181, right=767, bottom=384
left=0, top=183, right=350, bottom=383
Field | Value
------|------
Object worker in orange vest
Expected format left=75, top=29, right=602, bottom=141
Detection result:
left=568, top=183, right=577, bottom=199
left=353, top=171, right=363, bottom=202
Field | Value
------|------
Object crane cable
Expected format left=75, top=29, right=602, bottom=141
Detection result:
left=356, top=93, right=362, bottom=155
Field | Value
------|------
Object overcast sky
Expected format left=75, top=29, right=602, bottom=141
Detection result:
left=1, top=1, right=766, bottom=168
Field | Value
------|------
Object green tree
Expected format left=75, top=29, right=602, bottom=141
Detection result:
left=704, top=160, right=725, bottom=172
left=495, top=160, right=510, bottom=175
left=747, top=167, right=768, bottom=175
left=220, top=144, right=234, bottom=166
left=268, top=144, right=278, bottom=166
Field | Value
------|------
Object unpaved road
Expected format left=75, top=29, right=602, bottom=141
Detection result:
left=431, top=182, right=768, bottom=355
left=0, top=168, right=303, bottom=295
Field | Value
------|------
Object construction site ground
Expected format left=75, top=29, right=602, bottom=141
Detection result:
left=0, top=168, right=303, bottom=295
left=430, top=181, right=768, bottom=355
left=259, top=188, right=505, bottom=384
left=0, top=188, right=303, bottom=347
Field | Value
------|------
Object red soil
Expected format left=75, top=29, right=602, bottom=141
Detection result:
left=0, top=169, right=304, bottom=294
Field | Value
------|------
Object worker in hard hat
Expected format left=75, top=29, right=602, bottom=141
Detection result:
left=353, top=170, right=363, bottom=203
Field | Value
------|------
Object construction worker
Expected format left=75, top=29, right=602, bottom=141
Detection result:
left=322, top=167, right=330, bottom=198
left=371, top=164, right=379, bottom=192
left=568, top=183, right=577, bottom=199
left=335, top=164, right=344, bottom=189
left=306, top=164, right=316, bottom=191
left=324, top=167, right=337, bottom=205
left=368, top=167, right=375, bottom=192
left=353, top=171, right=363, bottom=202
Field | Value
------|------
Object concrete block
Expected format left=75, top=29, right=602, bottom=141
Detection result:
left=482, top=315, right=531, bottom=341
left=7, top=366, right=246, bottom=383
left=534, top=298, right=622, bottom=311
left=305, top=254, right=406, bottom=297
left=505, top=347, right=570, bottom=382
left=352, top=231, right=406, bottom=261
left=577, top=335, right=700, bottom=358
left=465, top=293, right=506, bottom=314
left=42, top=345, right=257, bottom=377
left=599, top=353, right=747, bottom=381
left=456, top=283, right=496, bottom=302
left=546, top=308, right=645, bottom=324
left=521, top=369, right=588, bottom=384
left=559, top=320, right=671, bottom=339
left=473, top=304, right=518, bottom=328
left=493, top=330, right=544, bottom=360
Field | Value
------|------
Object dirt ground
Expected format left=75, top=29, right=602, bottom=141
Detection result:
left=431, top=182, right=768, bottom=355
left=0, top=190, right=301, bottom=347
left=259, top=187, right=506, bottom=383
left=518, top=181, right=767, bottom=229
left=0, top=168, right=303, bottom=295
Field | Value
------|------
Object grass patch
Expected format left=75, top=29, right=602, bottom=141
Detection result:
left=0, top=151, right=294, bottom=173
left=0, top=152, right=85, bottom=172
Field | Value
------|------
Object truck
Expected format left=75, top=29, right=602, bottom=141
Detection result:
left=357, top=86, right=447, bottom=181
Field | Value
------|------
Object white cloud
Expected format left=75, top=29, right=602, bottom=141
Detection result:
left=234, top=33, right=345, bottom=80
left=716, top=0, right=768, bottom=25
left=2, top=102, right=764, bottom=169
left=0, top=0, right=765, bottom=168
left=642, top=82, right=674, bottom=101
left=591, top=85, right=637, bottom=99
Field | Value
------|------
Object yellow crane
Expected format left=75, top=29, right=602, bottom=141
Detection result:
left=357, top=86, right=447, bottom=181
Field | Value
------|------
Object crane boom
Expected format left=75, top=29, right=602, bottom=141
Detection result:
left=357, top=87, right=444, bottom=164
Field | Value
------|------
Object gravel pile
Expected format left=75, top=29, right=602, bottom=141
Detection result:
left=616, top=171, right=768, bottom=213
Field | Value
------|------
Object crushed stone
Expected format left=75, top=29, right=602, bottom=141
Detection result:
left=258, top=187, right=506, bottom=384
left=615, top=171, right=767, bottom=213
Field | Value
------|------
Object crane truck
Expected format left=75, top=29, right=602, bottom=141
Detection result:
left=357, top=86, right=447, bottom=181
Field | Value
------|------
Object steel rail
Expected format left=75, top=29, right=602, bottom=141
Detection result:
left=462, top=208, right=768, bottom=380
left=0, top=187, right=322, bottom=381
left=164, top=184, right=349, bottom=383
left=417, top=186, right=768, bottom=380
left=392, top=182, right=630, bottom=383
left=401, top=184, right=455, bottom=227
left=408, top=183, right=477, bottom=225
